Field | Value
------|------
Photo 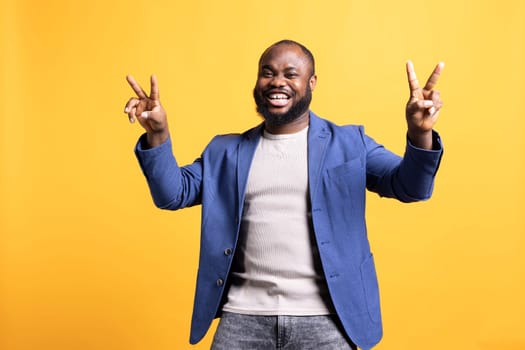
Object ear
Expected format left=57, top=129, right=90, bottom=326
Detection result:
left=309, top=74, right=317, bottom=91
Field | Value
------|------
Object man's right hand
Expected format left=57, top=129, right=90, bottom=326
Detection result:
left=124, top=75, right=169, bottom=148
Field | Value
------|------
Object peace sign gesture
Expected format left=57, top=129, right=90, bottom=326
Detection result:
left=124, top=75, right=169, bottom=147
left=405, top=61, right=444, bottom=149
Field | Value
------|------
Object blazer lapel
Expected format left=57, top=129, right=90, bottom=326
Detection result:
left=236, top=124, right=263, bottom=215
left=308, top=113, right=331, bottom=201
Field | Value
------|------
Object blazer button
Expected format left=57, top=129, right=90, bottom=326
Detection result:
left=224, top=248, right=233, bottom=256
left=216, top=278, right=224, bottom=287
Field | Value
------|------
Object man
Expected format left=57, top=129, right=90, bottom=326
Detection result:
left=124, top=40, right=444, bottom=350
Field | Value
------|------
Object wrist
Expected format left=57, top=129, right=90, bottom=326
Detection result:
left=407, top=128, right=433, bottom=150
left=146, top=129, right=169, bottom=148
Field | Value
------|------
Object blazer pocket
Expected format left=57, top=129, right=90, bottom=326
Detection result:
left=325, top=160, right=365, bottom=197
left=360, top=253, right=382, bottom=324
left=326, top=154, right=363, bottom=176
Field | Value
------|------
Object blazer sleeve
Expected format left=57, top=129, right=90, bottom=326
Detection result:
left=363, top=128, right=443, bottom=202
left=134, top=134, right=203, bottom=209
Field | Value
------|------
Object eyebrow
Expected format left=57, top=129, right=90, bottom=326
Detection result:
left=261, top=65, right=298, bottom=72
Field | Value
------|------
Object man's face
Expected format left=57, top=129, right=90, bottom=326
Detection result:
left=253, top=44, right=317, bottom=127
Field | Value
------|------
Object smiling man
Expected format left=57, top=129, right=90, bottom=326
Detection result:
left=124, top=40, right=444, bottom=350
left=252, top=41, right=316, bottom=133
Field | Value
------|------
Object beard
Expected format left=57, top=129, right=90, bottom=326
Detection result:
left=253, top=85, right=312, bottom=127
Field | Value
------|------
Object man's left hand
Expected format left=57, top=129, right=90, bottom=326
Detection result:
left=405, top=60, right=444, bottom=149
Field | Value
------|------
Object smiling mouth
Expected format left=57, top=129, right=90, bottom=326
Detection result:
left=265, top=92, right=291, bottom=107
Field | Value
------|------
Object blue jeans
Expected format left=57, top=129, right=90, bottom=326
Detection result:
left=211, top=312, right=357, bottom=350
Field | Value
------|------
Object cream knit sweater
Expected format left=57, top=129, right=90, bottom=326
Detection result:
left=222, top=127, right=333, bottom=315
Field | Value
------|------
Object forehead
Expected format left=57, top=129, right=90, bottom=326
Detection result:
left=259, top=44, right=311, bottom=71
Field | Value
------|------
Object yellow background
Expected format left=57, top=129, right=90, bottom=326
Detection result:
left=1, top=0, right=524, bottom=349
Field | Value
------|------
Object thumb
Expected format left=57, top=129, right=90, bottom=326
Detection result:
left=140, top=102, right=165, bottom=120
left=138, top=106, right=168, bottom=131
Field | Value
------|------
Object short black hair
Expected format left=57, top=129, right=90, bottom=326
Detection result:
left=260, top=39, right=316, bottom=76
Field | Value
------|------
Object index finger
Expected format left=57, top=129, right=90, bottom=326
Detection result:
left=126, top=75, right=148, bottom=99
left=150, top=75, right=160, bottom=101
left=406, top=60, right=420, bottom=93
left=423, top=62, right=445, bottom=91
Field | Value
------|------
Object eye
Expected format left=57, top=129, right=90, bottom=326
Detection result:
left=285, top=73, right=299, bottom=79
left=261, top=70, right=273, bottom=78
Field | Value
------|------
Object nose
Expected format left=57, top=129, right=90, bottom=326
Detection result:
left=270, top=74, right=286, bottom=87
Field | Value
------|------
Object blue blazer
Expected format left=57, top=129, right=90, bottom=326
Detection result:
left=135, top=112, right=443, bottom=350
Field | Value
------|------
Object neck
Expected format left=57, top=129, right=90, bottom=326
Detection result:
left=264, top=111, right=310, bottom=134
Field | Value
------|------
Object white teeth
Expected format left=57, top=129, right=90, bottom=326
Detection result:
left=268, top=94, right=289, bottom=99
